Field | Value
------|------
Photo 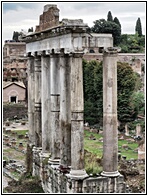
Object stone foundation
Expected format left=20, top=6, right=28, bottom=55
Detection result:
left=33, top=148, right=126, bottom=193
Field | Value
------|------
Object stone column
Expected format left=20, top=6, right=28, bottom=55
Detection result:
left=136, top=124, right=142, bottom=137
left=41, top=52, right=50, bottom=153
left=69, top=53, right=88, bottom=179
left=49, top=53, right=60, bottom=163
left=59, top=52, right=71, bottom=167
left=125, top=123, right=129, bottom=136
left=101, top=47, right=120, bottom=177
left=34, top=52, right=42, bottom=147
left=27, top=54, right=35, bottom=145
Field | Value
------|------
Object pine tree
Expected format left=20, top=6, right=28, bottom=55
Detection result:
left=113, top=17, right=121, bottom=28
left=107, top=11, right=113, bottom=22
left=113, top=17, right=121, bottom=38
left=135, top=17, right=142, bottom=36
left=28, top=27, right=33, bottom=32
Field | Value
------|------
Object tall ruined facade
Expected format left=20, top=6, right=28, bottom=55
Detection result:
left=23, top=4, right=126, bottom=193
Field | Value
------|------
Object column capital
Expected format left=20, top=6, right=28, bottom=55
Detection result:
left=27, top=52, right=34, bottom=57
left=103, top=47, right=121, bottom=55
left=72, top=52, right=84, bottom=58
left=34, top=51, right=42, bottom=58
left=42, top=50, right=50, bottom=57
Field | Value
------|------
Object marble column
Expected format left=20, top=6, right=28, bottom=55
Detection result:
left=41, top=52, right=50, bottom=153
left=27, top=54, right=35, bottom=145
left=34, top=52, right=42, bottom=147
left=69, top=53, right=88, bottom=179
left=59, top=52, right=71, bottom=167
left=49, top=53, right=60, bottom=163
left=101, top=47, right=120, bottom=177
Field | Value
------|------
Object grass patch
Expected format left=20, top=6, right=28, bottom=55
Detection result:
left=11, top=130, right=28, bottom=136
left=84, top=150, right=102, bottom=175
left=11, top=171, right=21, bottom=179
left=84, top=130, right=103, bottom=158
left=84, top=129, right=138, bottom=160
left=3, top=147, right=26, bottom=162
left=4, top=174, right=44, bottom=193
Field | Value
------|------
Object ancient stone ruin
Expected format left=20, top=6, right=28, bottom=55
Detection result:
left=23, top=4, right=126, bottom=193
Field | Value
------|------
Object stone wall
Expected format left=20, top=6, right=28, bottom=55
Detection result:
left=3, top=41, right=27, bottom=82
left=83, top=53, right=145, bottom=76
left=3, top=104, right=28, bottom=121
left=33, top=148, right=126, bottom=193
left=3, top=42, right=26, bottom=57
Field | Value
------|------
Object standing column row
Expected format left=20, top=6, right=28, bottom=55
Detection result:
left=28, top=51, right=87, bottom=177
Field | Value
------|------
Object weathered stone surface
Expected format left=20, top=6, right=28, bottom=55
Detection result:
left=60, top=54, right=71, bottom=167
left=50, top=54, right=60, bottom=160
left=34, top=55, right=42, bottom=147
left=41, top=55, right=50, bottom=152
left=101, top=47, right=120, bottom=177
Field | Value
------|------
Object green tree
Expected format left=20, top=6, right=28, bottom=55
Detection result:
left=91, top=19, right=121, bottom=45
left=83, top=59, right=100, bottom=125
left=131, top=91, right=145, bottom=116
left=117, top=62, right=138, bottom=123
left=28, top=27, right=33, bottom=32
left=119, top=33, right=145, bottom=53
left=113, top=17, right=121, bottom=28
left=83, top=60, right=139, bottom=126
left=107, top=11, right=113, bottom=22
left=135, top=17, right=142, bottom=36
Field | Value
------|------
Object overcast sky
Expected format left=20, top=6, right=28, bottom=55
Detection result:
left=2, top=1, right=146, bottom=44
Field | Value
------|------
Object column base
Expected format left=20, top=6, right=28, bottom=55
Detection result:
left=67, top=169, right=88, bottom=180
left=101, top=170, right=120, bottom=177
left=40, top=152, right=51, bottom=158
left=48, top=158, right=60, bottom=165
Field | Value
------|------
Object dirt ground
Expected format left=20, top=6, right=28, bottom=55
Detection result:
left=3, top=159, right=145, bottom=193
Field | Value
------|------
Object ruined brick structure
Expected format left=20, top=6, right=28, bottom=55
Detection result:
left=3, top=42, right=27, bottom=82
left=35, top=4, right=59, bottom=32
left=22, top=4, right=126, bottom=193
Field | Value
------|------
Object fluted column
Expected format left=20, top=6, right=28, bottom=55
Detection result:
left=41, top=52, right=50, bottom=152
left=69, top=53, right=88, bottom=179
left=49, top=53, right=60, bottom=163
left=59, top=52, right=71, bottom=167
left=101, top=47, right=120, bottom=177
left=27, top=54, right=35, bottom=145
left=34, top=53, right=42, bottom=147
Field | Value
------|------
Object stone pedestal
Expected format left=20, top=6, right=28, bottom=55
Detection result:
left=101, top=47, right=120, bottom=177
left=69, top=53, right=87, bottom=179
left=125, top=124, right=129, bottom=136
left=136, top=124, right=142, bottom=137
left=34, top=54, right=42, bottom=147
left=59, top=52, right=71, bottom=167
left=32, top=146, right=42, bottom=176
left=41, top=53, right=51, bottom=152
left=18, top=142, right=24, bottom=151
